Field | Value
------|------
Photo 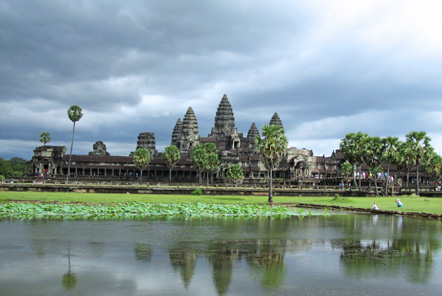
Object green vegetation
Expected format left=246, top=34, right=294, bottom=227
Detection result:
left=0, top=157, right=26, bottom=179
left=133, top=148, right=151, bottom=181
left=339, top=131, right=442, bottom=196
left=39, top=132, right=51, bottom=146
left=255, top=124, right=288, bottom=203
left=0, top=201, right=318, bottom=219
left=1, top=192, right=442, bottom=214
left=162, top=145, right=181, bottom=181
left=190, top=143, right=220, bottom=185
left=226, top=164, right=244, bottom=184
left=191, top=189, right=203, bottom=195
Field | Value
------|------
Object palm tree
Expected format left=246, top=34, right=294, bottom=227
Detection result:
left=405, top=131, right=432, bottom=195
left=66, top=105, right=83, bottom=183
left=381, top=137, right=401, bottom=195
left=162, top=145, right=181, bottom=181
left=360, top=136, right=385, bottom=196
left=255, top=124, right=288, bottom=203
left=39, top=132, right=51, bottom=146
left=133, top=148, right=151, bottom=182
left=340, top=132, right=368, bottom=190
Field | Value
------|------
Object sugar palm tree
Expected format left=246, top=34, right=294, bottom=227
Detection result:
left=162, top=145, right=181, bottom=181
left=133, top=148, right=151, bottom=182
left=381, top=136, right=401, bottom=195
left=405, top=131, right=432, bottom=195
left=66, top=105, right=83, bottom=183
left=255, top=124, right=288, bottom=203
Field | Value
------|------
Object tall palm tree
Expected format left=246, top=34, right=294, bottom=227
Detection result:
left=133, top=148, right=151, bottom=182
left=255, top=124, right=288, bottom=203
left=66, top=105, right=83, bottom=183
left=405, top=131, right=432, bottom=195
left=382, top=137, right=401, bottom=195
left=162, top=145, right=181, bottom=181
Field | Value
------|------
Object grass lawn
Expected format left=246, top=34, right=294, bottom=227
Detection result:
left=1, top=191, right=442, bottom=215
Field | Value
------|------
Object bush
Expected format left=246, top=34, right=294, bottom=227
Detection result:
left=191, top=189, right=203, bottom=195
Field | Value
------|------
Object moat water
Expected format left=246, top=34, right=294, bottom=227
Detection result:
left=1, top=214, right=441, bottom=295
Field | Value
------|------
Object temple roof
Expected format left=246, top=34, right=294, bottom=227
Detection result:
left=247, top=122, right=260, bottom=139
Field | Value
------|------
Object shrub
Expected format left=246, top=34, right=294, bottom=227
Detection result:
left=191, top=189, right=203, bottom=195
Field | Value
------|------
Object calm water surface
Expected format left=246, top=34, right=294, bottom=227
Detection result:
left=1, top=214, right=441, bottom=295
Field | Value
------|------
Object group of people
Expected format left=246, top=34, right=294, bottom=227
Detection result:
left=372, top=199, right=403, bottom=210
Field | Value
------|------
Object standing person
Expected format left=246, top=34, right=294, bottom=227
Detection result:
left=372, top=202, right=380, bottom=210
left=395, top=199, right=403, bottom=207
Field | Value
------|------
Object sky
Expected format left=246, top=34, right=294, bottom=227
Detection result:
left=2, top=0, right=442, bottom=160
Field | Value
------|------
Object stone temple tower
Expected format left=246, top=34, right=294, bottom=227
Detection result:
left=210, top=94, right=236, bottom=138
left=174, top=107, right=200, bottom=153
left=269, top=112, right=284, bottom=129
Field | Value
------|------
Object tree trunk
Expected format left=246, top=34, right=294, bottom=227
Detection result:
left=352, top=163, right=356, bottom=189
left=385, top=165, right=390, bottom=196
left=416, top=164, right=420, bottom=195
left=66, top=122, right=76, bottom=183
left=358, top=165, right=362, bottom=190
left=374, top=171, right=378, bottom=196
left=140, top=169, right=143, bottom=182
left=169, top=168, right=172, bottom=182
left=268, top=165, right=274, bottom=203
left=206, top=171, right=209, bottom=187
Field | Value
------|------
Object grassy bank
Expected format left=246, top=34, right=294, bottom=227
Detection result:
left=1, top=191, right=442, bottom=215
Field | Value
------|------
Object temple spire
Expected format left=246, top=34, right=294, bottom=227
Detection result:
left=269, top=112, right=283, bottom=129
left=210, top=94, right=236, bottom=138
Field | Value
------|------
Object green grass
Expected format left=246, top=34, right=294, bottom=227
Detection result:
left=1, top=191, right=442, bottom=215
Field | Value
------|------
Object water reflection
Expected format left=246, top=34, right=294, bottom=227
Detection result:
left=0, top=215, right=441, bottom=295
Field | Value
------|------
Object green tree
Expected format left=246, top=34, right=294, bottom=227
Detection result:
left=360, top=136, right=385, bottom=196
left=0, top=158, right=13, bottom=179
left=162, top=145, right=181, bottom=181
left=66, top=105, right=83, bottom=183
left=39, top=132, right=51, bottom=146
left=381, top=136, right=401, bottom=195
left=397, top=140, right=415, bottom=189
left=340, top=132, right=368, bottom=189
left=340, top=161, right=353, bottom=178
left=225, top=164, right=244, bottom=184
left=203, top=143, right=220, bottom=186
left=255, top=124, right=288, bottom=203
left=133, top=148, right=150, bottom=182
left=405, top=131, right=432, bottom=195
left=190, top=145, right=206, bottom=183
left=424, top=151, right=442, bottom=183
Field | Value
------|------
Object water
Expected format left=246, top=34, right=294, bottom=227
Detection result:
left=0, top=214, right=441, bottom=295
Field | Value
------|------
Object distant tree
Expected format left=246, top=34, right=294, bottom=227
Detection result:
left=190, top=145, right=206, bottom=183
left=360, top=136, right=385, bottom=196
left=202, top=143, right=219, bottom=185
left=225, top=164, right=244, bottom=184
left=40, top=132, right=51, bottom=146
left=66, top=105, right=83, bottom=183
left=255, top=124, right=288, bottom=203
left=340, top=132, right=367, bottom=189
left=405, top=131, right=432, bottom=195
left=0, top=158, right=13, bottom=179
left=424, top=151, right=442, bottom=183
left=133, top=148, right=150, bottom=182
left=381, top=137, right=401, bottom=195
left=162, top=145, right=181, bottom=181
left=340, top=161, right=353, bottom=178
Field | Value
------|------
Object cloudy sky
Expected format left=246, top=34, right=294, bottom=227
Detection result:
left=1, top=0, right=442, bottom=160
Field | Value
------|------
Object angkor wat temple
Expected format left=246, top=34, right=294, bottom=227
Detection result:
left=26, top=94, right=345, bottom=182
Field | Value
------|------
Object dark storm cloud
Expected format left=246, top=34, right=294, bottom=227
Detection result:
left=1, top=0, right=442, bottom=159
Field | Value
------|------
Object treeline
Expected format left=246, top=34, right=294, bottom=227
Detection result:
left=340, top=131, right=440, bottom=196
left=0, top=157, right=27, bottom=179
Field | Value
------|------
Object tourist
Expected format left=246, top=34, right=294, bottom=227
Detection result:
left=395, top=199, right=403, bottom=207
left=372, top=202, right=379, bottom=210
